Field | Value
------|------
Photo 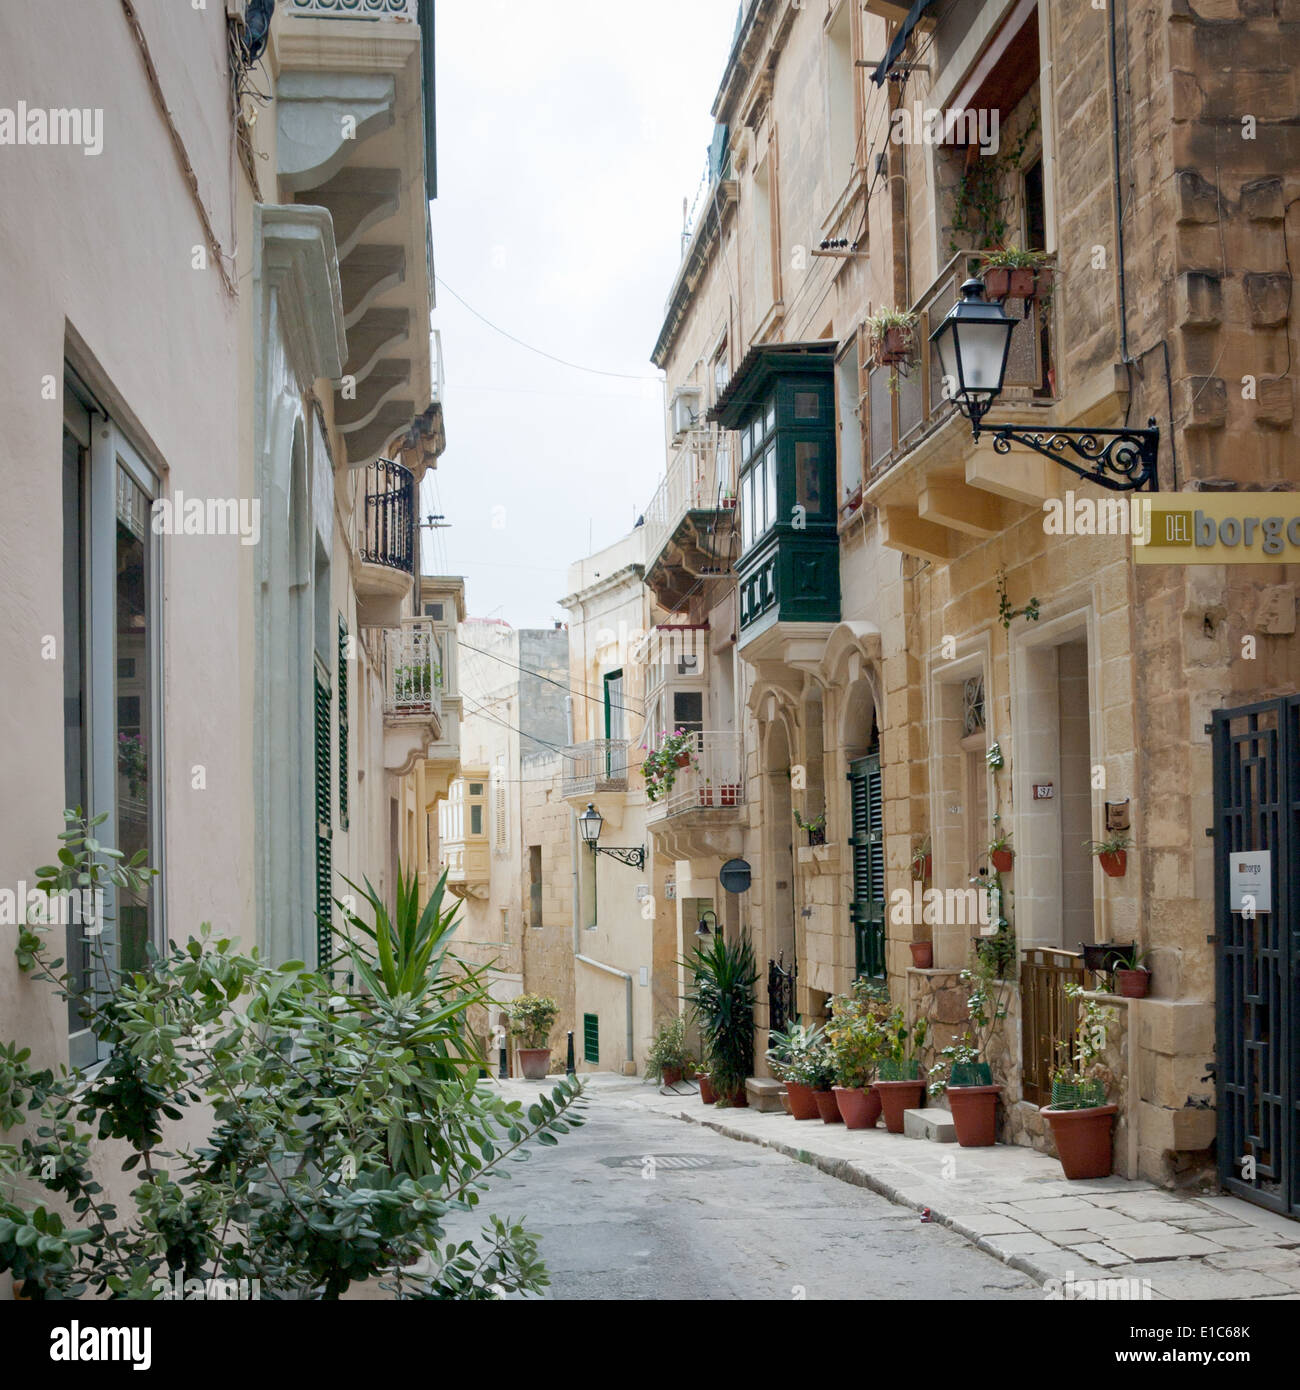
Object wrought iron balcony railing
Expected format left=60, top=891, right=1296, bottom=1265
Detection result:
left=561, top=740, right=630, bottom=800
left=358, top=458, right=416, bottom=576
left=367, top=620, right=443, bottom=723
left=646, top=730, right=744, bottom=821
left=288, top=0, right=418, bottom=19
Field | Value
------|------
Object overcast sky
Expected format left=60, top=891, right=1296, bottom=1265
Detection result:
left=422, top=0, right=741, bottom=627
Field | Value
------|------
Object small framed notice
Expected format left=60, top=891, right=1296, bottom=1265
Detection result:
left=1032, top=782, right=1054, bottom=800
left=1229, top=851, right=1271, bottom=914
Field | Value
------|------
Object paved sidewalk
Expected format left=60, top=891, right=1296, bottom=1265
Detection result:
left=561, top=1074, right=1300, bottom=1300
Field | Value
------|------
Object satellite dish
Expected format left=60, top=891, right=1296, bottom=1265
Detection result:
left=719, top=858, right=751, bottom=894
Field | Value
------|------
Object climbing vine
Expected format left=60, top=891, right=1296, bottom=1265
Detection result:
left=947, top=116, right=1039, bottom=258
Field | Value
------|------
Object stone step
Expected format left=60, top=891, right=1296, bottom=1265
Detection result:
left=745, top=1077, right=786, bottom=1113
left=904, top=1107, right=955, bottom=1142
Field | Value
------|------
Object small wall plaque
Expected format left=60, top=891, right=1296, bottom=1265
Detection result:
left=1105, top=799, right=1131, bottom=833
left=1032, top=783, right=1054, bottom=800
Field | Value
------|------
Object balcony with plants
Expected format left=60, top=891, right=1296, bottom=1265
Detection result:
left=365, top=618, right=446, bottom=774
left=561, top=738, right=630, bottom=804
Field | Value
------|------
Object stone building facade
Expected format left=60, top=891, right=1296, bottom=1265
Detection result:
left=641, top=0, right=1299, bottom=1205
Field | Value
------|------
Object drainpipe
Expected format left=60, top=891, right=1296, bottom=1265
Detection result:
left=1107, top=0, right=1131, bottom=365
left=575, top=953, right=635, bottom=1066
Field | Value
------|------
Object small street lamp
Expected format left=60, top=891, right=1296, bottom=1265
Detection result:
left=578, top=803, right=646, bottom=871
left=929, top=278, right=1159, bottom=492
left=695, top=908, right=718, bottom=939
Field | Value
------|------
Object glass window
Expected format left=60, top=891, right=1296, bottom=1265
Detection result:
left=765, top=398, right=776, bottom=435
left=796, top=440, right=823, bottom=514
left=764, top=446, right=776, bottom=531
left=470, top=804, right=483, bottom=836
left=672, top=691, right=703, bottom=735
left=795, top=389, right=820, bottom=420
left=743, top=468, right=755, bottom=549
left=115, top=465, right=153, bottom=976
left=469, top=782, right=483, bottom=795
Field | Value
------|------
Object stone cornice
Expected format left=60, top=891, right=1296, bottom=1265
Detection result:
left=257, top=203, right=348, bottom=387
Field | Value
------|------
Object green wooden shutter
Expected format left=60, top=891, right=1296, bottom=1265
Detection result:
left=337, top=617, right=349, bottom=831
left=314, top=666, right=333, bottom=972
left=848, top=751, right=885, bottom=980
left=583, top=1012, right=599, bottom=1064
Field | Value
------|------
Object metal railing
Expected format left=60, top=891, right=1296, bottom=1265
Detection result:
left=646, top=730, right=744, bottom=821
left=367, top=620, right=443, bottom=722
left=641, top=425, right=736, bottom=570
left=288, top=0, right=418, bottom=18
left=1020, top=946, right=1086, bottom=1105
left=867, top=250, right=1055, bottom=482
left=561, top=740, right=630, bottom=799
left=358, top=458, right=416, bottom=575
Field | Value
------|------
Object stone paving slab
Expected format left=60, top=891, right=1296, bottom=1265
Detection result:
left=600, top=1076, right=1300, bottom=1300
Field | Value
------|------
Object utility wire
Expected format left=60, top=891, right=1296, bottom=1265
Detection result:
left=458, top=638, right=646, bottom=716
left=436, top=276, right=664, bottom=383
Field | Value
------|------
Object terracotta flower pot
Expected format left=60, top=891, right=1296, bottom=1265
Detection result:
left=813, top=1089, right=843, bottom=1124
left=879, top=325, right=911, bottom=362
left=983, top=267, right=1011, bottom=300
left=783, top=1080, right=820, bottom=1121
left=1042, top=1103, right=1118, bottom=1179
left=674, top=750, right=692, bottom=768
left=1034, top=267, right=1054, bottom=297
left=698, top=1072, right=716, bottom=1105
left=699, top=788, right=715, bottom=806
left=833, top=1085, right=883, bottom=1130
left=991, top=848, right=1014, bottom=873
left=913, top=854, right=932, bottom=881
left=946, top=1084, right=1002, bottom=1147
left=720, top=785, right=740, bottom=806
left=909, top=941, right=934, bottom=969
left=1008, top=267, right=1036, bottom=299
left=517, top=1048, right=550, bottom=1080
left=661, top=1066, right=684, bottom=1086
left=873, top=1079, right=925, bottom=1133
left=1099, top=850, right=1127, bottom=877
left=1115, top=967, right=1151, bottom=999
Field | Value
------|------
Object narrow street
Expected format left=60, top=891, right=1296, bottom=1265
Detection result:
left=456, top=1082, right=1039, bottom=1301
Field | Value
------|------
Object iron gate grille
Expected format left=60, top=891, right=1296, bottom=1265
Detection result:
left=1021, top=947, right=1086, bottom=1105
left=314, top=667, right=333, bottom=973
left=768, top=953, right=796, bottom=1034
left=1212, top=697, right=1299, bottom=1217
left=848, top=753, right=886, bottom=979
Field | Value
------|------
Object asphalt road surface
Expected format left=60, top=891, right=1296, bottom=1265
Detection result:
left=449, top=1082, right=1041, bottom=1301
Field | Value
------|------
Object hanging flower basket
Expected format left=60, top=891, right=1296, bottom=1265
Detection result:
left=991, top=848, right=1014, bottom=873
left=1008, top=267, right=1036, bottom=299
left=1099, top=849, right=1127, bottom=877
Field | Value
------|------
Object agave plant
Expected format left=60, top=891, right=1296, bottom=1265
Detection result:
left=681, top=932, right=758, bottom=1098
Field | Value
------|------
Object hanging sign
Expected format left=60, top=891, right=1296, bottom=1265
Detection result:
left=1229, top=851, right=1271, bottom=914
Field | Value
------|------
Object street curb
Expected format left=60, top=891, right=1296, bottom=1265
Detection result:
left=662, top=1105, right=1052, bottom=1288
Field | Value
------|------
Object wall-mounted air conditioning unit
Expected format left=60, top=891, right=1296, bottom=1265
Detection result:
left=671, top=387, right=702, bottom=441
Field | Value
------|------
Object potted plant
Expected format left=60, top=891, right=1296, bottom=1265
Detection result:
left=911, top=834, right=932, bottom=882
left=909, top=940, right=934, bottom=969
left=1041, top=984, right=1119, bottom=1179
left=643, top=729, right=697, bottom=802
left=826, top=979, right=890, bottom=1128
left=766, top=1020, right=824, bottom=1120
left=646, top=1016, right=694, bottom=1085
left=794, top=808, right=827, bottom=847
left=1087, top=831, right=1131, bottom=878
left=872, top=1014, right=929, bottom=1132
left=1113, top=944, right=1152, bottom=999
left=867, top=307, right=918, bottom=366
left=927, top=958, right=1009, bottom=1147
left=697, top=1068, right=717, bottom=1105
left=988, top=832, right=1014, bottom=874
left=508, top=993, right=559, bottom=1080
left=804, top=1042, right=843, bottom=1123
left=683, top=931, right=757, bottom=1108
left=980, top=245, right=1053, bottom=302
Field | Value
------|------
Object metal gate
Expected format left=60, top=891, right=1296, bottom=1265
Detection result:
left=1021, top=947, right=1086, bottom=1105
left=767, top=953, right=797, bottom=1034
left=1211, top=696, right=1299, bottom=1217
left=848, top=752, right=885, bottom=979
